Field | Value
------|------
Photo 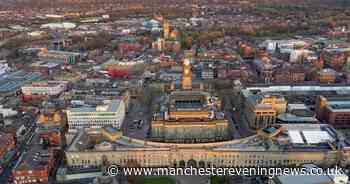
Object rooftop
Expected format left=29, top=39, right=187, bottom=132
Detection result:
left=67, top=124, right=342, bottom=153
left=328, top=103, right=350, bottom=112
left=22, top=81, right=68, bottom=88
left=274, top=164, right=348, bottom=184
left=0, top=70, right=42, bottom=93
left=30, top=60, right=61, bottom=68
left=68, top=100, right=123, bottom=113
left=13, top=132, right=55, bottom=172
left=277, top=113, right=319, bottom=123
left=0, top=132, right=14, bottom=147
left=274, top=174, right=333, bottom=184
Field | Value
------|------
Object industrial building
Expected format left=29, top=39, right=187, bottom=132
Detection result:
left=38, top=49, right=82, bottom=64
left=0, top=70, right=42, bottom=96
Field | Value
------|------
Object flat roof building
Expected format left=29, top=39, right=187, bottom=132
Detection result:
left=21, top=81, right=68, bottom=96
left=316, top=96, right=350, bottom=128
left=0, top=70, right=42, bottom=95
left=12, top=132, right=57, bottom=184
left=65, top=124, right=350, bottom=169
left=272, top=164, right=348, bottom=184
left=38, top=49, right=81, bottom=64
left=240, top=89, right=287, bottom=130
left=67, top=100, right=125, bottom=133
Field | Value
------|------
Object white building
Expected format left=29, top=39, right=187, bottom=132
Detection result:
left=272, top=164, right=348, bottom=184
left=261, top=39, right=308, bottom=54
left=67, top=100, right=125, bottom=132
left=289, top=49, right=314, bottom=63
left=21, top=81, right=68, bottom=96
left=40, top=22, right=76, bottom=29
left=0, top=61, right=10, bottom=76
left=0, top=105, right=17, bottom=117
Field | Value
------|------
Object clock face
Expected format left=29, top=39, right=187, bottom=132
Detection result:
left=184, top=59, right=190, bottom=66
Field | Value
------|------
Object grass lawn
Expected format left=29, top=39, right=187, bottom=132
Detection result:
left=211, top=176, right=226, bottom=184
left=143, top=176, right=176, bottom=184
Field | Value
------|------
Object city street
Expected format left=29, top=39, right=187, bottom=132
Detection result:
left=0, top=114, right=37, bottom=184
left=221, top=92, right=255, bottom=139
left=122, top=98, right=152, bottom=140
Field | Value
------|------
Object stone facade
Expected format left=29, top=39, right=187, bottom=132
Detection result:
left=66, top=143, right=340, bottom=169
left=151, top=119, right=229, bottom=143
left=65, top=126, right=349, bottom=169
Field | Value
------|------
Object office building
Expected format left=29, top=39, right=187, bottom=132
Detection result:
left=21, top=81, right=68, bottom=102
left=67, top=100, right=125, bottom=132
left=316, top=96, right=350, bottom=128
left=241, top=89, right=287, bottom=130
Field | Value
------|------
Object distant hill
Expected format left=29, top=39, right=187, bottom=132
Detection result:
left=0, top=0, right=348, bottom=9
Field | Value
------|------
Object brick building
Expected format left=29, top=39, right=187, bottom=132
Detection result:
left=316, top=96, right=350, bottom=128
left=12, top=132, right=58, bottom=184
left=0, top=133, right=15, bottom=159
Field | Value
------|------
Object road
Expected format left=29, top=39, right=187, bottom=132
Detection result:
left=0, top=114, right=37, bottom=184
left=221, top=93, right=255, bottom=138
left=122, top=98, right=152, bottom=140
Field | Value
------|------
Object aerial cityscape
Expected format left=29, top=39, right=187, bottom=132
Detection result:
left=1, top=0, right=350, bottom=184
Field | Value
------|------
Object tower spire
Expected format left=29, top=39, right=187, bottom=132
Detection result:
left=182, top=58, right=192, bottom=90
left=163, top=16, right=170, bottom=39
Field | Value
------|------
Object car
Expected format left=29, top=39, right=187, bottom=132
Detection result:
left=137, top=120, right=144, bottom=129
